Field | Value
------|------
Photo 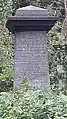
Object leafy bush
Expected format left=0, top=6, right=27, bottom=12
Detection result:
left=0, top=79, right=67, bottom=119
left=0, top=0, right=13, bottom=92
left=0, top=27, right=14, bottom=92
left=47, top=22, right=67, bottom=90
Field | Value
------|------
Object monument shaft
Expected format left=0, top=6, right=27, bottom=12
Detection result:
left=14, top=31, right=50, bottom=88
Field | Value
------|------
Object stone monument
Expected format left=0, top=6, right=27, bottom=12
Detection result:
left=6, top=5, right=58, bottom=89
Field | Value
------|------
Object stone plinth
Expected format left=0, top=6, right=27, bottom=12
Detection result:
left=6, top=5, right=58, bottom=89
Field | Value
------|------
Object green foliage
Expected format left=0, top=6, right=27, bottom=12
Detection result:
left=48, top=22, right=61, bottom=45
left=0, top=0, right=14, bottom=91
left=47, top=22, right=66, bottom=90
left=0, top=0, right=66, bottom=92
left=0, top=0, right=13, bottom=25
left=0, top=27, right=14, bottom=77
left=0, top=80, right=67, bottom=119
left=0, top=26, right=14, bottom=91
left=54, top=116, right=65, bottom=119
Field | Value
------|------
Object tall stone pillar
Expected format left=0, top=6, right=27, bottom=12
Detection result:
left=6, top=5, right=58, bottom=89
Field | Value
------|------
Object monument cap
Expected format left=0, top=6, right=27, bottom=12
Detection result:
left=6, top=5, right=58, bottom=33
left=15, top=5, right=50, bottom=16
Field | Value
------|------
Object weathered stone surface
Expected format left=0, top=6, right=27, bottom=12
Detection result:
left=15, top=5, right=50, bottom=16
left=14, top=31, right=50, bottom=89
